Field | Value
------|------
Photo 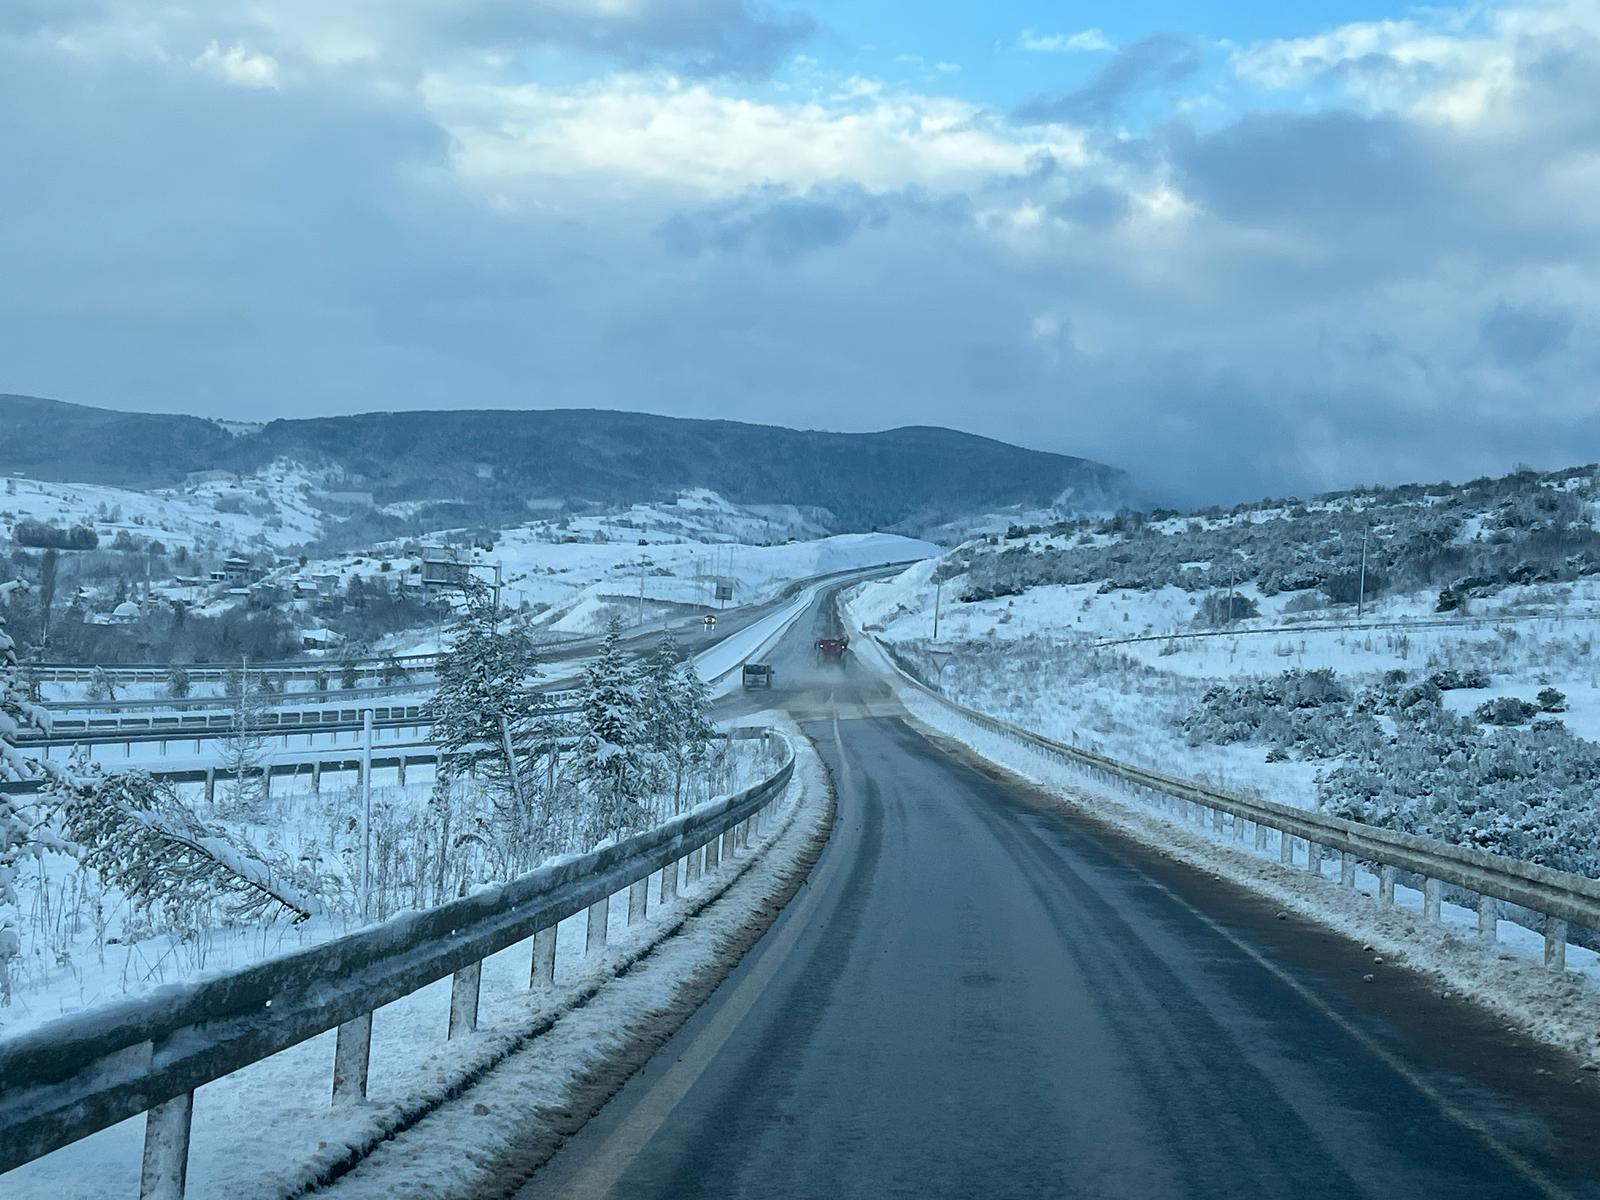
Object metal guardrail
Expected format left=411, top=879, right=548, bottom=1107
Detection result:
left=0, top=730, right=796, bottom=1195
left=40, top=680, right=427, bottom=713
left=24, top=561, right=924, bottom=689
left=1093, top=607, right=1600, bottom=650
left=874, top=638, right=1597, bottom=969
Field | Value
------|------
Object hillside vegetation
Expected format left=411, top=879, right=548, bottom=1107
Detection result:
left=857, top=463, right=1600, bottom=879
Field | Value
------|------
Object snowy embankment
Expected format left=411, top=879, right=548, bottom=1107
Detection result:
left=843, top=595, right=1600, bottom=1065
left=3, top=717, right=832, bottom=1200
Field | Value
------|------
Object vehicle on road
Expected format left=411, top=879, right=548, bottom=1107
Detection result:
left=815, top=636, right=849, bottom=667
left=741, top=663, right=774, bottom=689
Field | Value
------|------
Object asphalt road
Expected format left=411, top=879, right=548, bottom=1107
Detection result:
left=521, top=591, right=1600, bottom=1199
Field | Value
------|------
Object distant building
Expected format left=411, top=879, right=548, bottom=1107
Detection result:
left=221, top=555, right=257, bottom=584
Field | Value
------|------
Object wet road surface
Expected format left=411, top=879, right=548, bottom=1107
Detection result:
left=520, top=594, right=1600, bottom=1199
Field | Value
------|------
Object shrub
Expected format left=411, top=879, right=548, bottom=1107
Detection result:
left=1537, top=687, right=1569, bottom=713
left=1475, top=696, right=1538, bottom=725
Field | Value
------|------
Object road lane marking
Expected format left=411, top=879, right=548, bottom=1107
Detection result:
left=543, top=697, right=849, bottom=1199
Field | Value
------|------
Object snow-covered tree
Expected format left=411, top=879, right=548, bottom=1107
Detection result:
left=639, top=633, right=714, bottom=813
left=55, top=766, right=323, bottom=924
left=1, top=607, right=51, bottom=1004
left=572, top=617, right=657, bottom=844
left=166, top=663, right=192, bottom=700
left=86, top=665, right=118, bottom=703
left=217, top=662, right=269, bottom=819
left=425, top=583, right=550, bottom=856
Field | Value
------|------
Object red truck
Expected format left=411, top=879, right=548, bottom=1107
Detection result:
left=815, top=635, right=850, bottom=667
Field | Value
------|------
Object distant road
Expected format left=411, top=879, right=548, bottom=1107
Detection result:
left=519, top=585, right=1600, bottom=1199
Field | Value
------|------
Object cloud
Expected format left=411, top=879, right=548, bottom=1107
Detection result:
left=2, top=0, right=1600, bottom=507
left=421, top=75, right=1085, bottom=201
left=1016, top=28, right=1113, bottom=54
left=9, top=0, right=815, bottom=79
left=193, top=41, right=280, bottom=89
left=1015, top=33, right=1205, bottom=124
left=1480, top=302, right=1575, bottom=366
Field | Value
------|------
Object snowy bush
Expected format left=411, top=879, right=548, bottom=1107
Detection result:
left=1537, top=687, right=1569, bottom=713
left=1474, top=696, right=1539, bottom=725
left=1319, top=710, right=1600, bottom=877
left=1180, top=669, right=1380, bottom=760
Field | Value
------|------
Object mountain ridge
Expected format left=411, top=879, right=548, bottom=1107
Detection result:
left=0, top=394, right=1130, bottom=534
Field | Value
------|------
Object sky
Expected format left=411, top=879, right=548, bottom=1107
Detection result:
left=1, top=1, right=1597, bottom=505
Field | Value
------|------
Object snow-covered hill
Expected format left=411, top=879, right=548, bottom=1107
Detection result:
left=854, top=463, right=1600, bottom=879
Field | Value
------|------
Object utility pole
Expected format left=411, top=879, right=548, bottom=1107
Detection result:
left=933, top=575, right=942, bottom=641
left=1357, top=520, right=1370, bottom=619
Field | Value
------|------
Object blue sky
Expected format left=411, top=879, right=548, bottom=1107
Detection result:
left=801, top=0, right=1419, bottom=103
left=0, top=0, right=1595, bottom=503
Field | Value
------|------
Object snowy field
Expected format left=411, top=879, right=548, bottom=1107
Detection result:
left=0, top=461, right=326, bottom=554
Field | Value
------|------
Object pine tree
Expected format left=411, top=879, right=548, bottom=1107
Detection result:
left=639, top=633, right=714, bottom=813
left=218, top=661, right=269, bottom=820
left=425, top=584, right=550, bottom=860
left=572, top=617, right=657, bottom=843
left=166, top=663, right=192, bottom=700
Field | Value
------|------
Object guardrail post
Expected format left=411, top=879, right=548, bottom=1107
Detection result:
left=1476, top=895, right=1497, bottom=945
left=311, top=761, right=321, bottom=793
left=1378, top=865, right=1396, bottom=905
left=685, top=845, right=703, bottom=886
left=722, top=827, right=737, bottom=861
left=660, top=858, right=679, bottom=905
left=1339, top=853, right=1355, bottom=888
left=531, top=925, right=557, bottom=988
left=1254, top=822, right=1269, bottom=853
left=397, top=758, right=407, bottom=788
left=1545, top=917, right=1568, bottom=969
left=1211, top=809, right=1223, bottom=835
left=705, top=835, right=721, bottom=872
left=204, top=768, right=215, bottom=805
left=1280, top=831, right=1294, bottom=866
left=587, top=895, right=610, bottom=954
left=628, top=877, right=649, bottom=925
left=140, top=1090, right=195, bottom=1200
left=1305, top=842, right=1322, bottom=876
left=448, top=960, right=481, bottom=1038
left=332, top=1012, right=373, bottom=1103
left=1423, top=878, right=1442, bottom=922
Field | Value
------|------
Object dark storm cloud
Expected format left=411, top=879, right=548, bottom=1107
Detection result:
left=1480, top=303, right=1575, bottom=366
left=1014, top=33, right=1204, bottom=124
